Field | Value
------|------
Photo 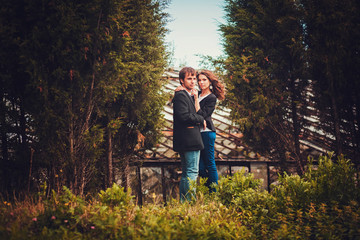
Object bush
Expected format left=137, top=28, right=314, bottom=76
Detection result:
left=210, top=154, right=360, bottom=239
left=98, top=183, right=133, bottom=208
left=1, top=154, right=359, bottom=239
left=304, top=153, right=359, bottom=205
left=268, top=153, right=360, bottom=239
left=271, top=173, right=314, bottom=210
left=134, top=199, right=254, bottom=239
left=30, top=186, right=86, bottom=237
left=272, top=153, right=359, bottom=208
left=215, top=170, right=262, bottom=206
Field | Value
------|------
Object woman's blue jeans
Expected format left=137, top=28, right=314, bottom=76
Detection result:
left=179, top=150, right=200, bottom=202
left=199, top=131, right=218, bottom=192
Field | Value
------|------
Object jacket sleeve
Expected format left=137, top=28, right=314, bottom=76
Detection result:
left=197, top=95, right=217, bottom=118
left=173, top=92, right=204, bottom=125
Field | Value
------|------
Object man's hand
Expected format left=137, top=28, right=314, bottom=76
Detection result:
left=203, top=120, right=207, bottom=130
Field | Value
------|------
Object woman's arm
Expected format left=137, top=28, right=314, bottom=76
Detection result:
left=191, top=89, right=201, bottom=112
left=197, top=95, right=217, bottom=118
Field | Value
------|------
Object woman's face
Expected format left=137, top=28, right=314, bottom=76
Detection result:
left=197, top=74, right=211, bottom=91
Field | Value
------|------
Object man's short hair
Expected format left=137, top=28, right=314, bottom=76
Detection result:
left=179, top=67, right=196, bottom=80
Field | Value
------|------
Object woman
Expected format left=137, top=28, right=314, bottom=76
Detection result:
left=175, top=70, right=225, bottom=192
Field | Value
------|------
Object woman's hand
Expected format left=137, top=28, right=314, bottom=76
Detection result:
left=192, top=88, right=200, bottom=112
left=175, top=85, right=185, bottom=92
left=191, top=88, right=198, bottom=99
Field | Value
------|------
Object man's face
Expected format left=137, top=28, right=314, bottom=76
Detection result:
left=181, top=72, right=197, bottom=91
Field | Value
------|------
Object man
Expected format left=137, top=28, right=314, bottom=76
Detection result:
left=172, top=67, right=206, bottom=202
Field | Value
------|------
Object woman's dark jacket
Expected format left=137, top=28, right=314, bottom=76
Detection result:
left=197, top=92, right=217, bottom=132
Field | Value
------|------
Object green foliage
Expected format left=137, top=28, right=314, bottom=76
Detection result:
left=273, top=153, right=360, bottom=209
left=216, top=170, right=262, bottom=206
left=272, top=173, right=314, bottom=210
left=1, top=154, right=360, bottom=239
left=302, top=0, right=360, bottom=158
left=304, top=153, right=359, bottom=205
left=98, top=183, right=133, bottom=208
left=134, top=199, right=252, bottom=239
left=220, top=0, right=308, bottom=165
left=194, top=177, right=211, bottom=199
left=220, top=0, right=360, bottom=165
left=232, top=188, right=276, bottom=217
left=0, top=0, right=37, bottom=192
left=0, top=0, right=169, bottom=194
left=32, top=187, right=86, bottom=235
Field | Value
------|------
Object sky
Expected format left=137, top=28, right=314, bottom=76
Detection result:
left=165, top=0, right=226, bottom=69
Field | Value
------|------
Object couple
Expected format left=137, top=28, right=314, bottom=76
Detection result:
left=172, top=67, right=225, bottom=202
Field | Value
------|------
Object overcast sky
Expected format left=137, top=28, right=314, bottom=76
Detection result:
left=165, top=0, right=226, bottom=69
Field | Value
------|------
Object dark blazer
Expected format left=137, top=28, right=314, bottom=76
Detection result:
left=172, top=90, right=204, bottom=152
left=197, top=92, right=217, bottom=132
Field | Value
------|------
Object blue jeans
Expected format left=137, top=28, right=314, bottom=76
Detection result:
left=199, top=131, right=218, bottom=192
left=179, top=150, right=200, bottom=202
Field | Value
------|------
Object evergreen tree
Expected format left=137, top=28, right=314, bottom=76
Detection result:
left=93, top=0, right=168, bottom=189
left=302, top=0, right=360, bottom=163
left=220, top=0, right=308, bottom=173
left=0, top=0, right=169, bottom=194
left=0, top=0, right=36, bottom=193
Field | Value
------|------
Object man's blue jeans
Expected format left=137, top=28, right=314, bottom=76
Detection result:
left=179, top=150, right=200, bottom=202
left=199, top=131, right=218, bottom=192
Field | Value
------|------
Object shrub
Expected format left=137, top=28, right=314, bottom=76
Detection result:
left=271, top=173, right=314, bottom=210
left=272, top=153, right=359, bottom=209
left=215, top=170, right=262, bottom=206
left=304, top=153, right=359, bottom=205
left=134, top=198, right=254, bottom=239
left=1, top=153, right=359, bottom=239
left=98, top=183, right=133, bottom=208
left=30, top=186, right=86, bottom=236
left=268, top=153, right=360, bottom=239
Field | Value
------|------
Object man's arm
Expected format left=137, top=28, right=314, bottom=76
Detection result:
left=173, top=91, right=204, bottom=125
left=175, top=86, right=200, bottom=112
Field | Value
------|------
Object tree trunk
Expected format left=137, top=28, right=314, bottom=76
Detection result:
left=326, top=61, right=342, bottom=155
left=19, top=98, right=30, bottom=189
left=354, top=98, right=360, bottom=164
left=75, top=10, right=102, bottom=194
left=69, top=99, right=76, bottom=192
left=106, top=127, right=113, bottom=188
left=330, top=93, right=342, bottom=155
left=290, top=77, right=304, bottom=175
left=28, top=148, right=34, bottom=192
left=122, top=156, right=130, bottom=192
left=277, top=144, right=288, bottom=175
left=0, top=93, right=9, bottom=193
left=80, top=164, right=86, bottom=196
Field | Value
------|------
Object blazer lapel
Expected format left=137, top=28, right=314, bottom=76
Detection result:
left=183, top=90, right=196, bottom=111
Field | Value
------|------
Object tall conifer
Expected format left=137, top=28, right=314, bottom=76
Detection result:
left=0, top=0, right=169, bottom=194
left=220, top=0, right=308, bottom=173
